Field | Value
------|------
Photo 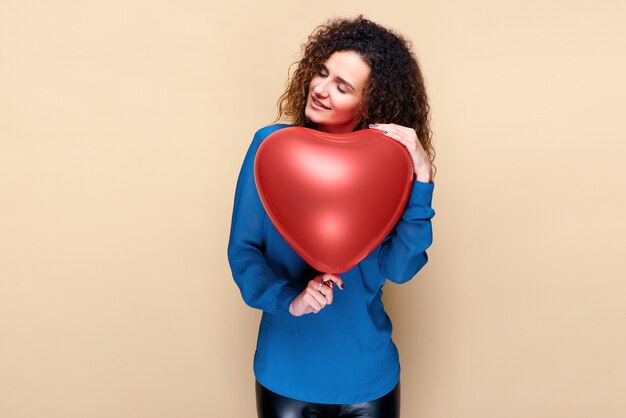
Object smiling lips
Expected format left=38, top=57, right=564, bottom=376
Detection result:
left=312, top=96, right=330, bottom=110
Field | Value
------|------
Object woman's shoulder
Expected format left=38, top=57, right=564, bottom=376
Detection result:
left=254, top=123, right=294, bottom=141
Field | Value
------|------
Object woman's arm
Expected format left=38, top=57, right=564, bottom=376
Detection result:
left=227, top=127, right=300, bottom=315
left=366, top=123, right=436, bottom=283
left=377, top=179, right=435, bottom=284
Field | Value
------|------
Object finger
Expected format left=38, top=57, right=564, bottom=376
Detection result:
left=321, top=274, right=333, bottom=284
left=368, top=123, right=397, bottom=129
left=312, top=276, right=325, bottom=289
left=376, top=127, right=406, bottom=142
left=369, top=123, right=403, bottom=134
left=378, top=130, right=421, bottom=156
left=370, top=123, right=414, bottom=134
left=323, top=274, right=344, bottom=290
left=304, top=293, right=323, bottom=313
left=317, top=280, right=329, bottom=294
left=308, top=283, right=327, bottom=305
left=314, top=277, right=330, bottom=292
left=374, top=129, right=412, bottom=150
left=368, top=124, right=392, bottom=135
left=309, top=287, right=328, bottom=308
left=370, top=124, right=417, bottom=141
left=318, top=283, right=333, bottom=305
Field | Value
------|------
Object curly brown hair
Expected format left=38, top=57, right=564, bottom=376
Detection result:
left=272, top=14, right=437, bottom=179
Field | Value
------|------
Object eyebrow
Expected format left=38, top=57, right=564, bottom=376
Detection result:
left=321, top=64, right=355, bottom=92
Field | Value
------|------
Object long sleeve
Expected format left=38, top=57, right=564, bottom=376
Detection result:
left=377, top=179, right=436, bottom=284
left=227, top=127, right=301, bottom=315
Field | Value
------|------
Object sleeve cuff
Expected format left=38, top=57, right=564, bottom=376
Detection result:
left=274, top=284, right=301, bottom=315
left=407, top=180, right=434, bottom=207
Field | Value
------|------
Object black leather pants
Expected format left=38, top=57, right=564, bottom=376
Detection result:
left=255, top=379, right=400, bottom=418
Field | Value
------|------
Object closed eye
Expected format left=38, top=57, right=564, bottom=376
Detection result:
left=318, top=70, right=348, bottom=94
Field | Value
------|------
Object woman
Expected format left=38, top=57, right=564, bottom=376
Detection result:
left=227, top=15, right=436, bottom=418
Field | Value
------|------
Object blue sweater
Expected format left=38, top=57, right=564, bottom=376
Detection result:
left=227, top=123, right=436, bottom=404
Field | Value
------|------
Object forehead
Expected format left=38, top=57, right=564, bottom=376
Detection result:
left=323, top=51, right=371, bottom=90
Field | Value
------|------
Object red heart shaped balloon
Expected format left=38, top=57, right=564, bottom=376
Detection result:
left=254, top=126, right=414, bottom=274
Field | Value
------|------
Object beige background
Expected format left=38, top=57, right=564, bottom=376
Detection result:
left=1, top=1, right=625, bottom=417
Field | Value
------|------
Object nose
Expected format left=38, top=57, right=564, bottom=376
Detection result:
left=312, top=77, right=331, bottom=97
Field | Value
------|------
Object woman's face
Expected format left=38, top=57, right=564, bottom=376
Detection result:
left=305, top=50, right=371, bottom=134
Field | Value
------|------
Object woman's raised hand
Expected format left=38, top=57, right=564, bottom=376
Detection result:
left=368, top=123, right=432, bottom=183
left=288, top=273, right=344, bottom=317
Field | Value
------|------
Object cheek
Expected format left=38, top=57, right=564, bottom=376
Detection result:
left=333, top=97, right=359, bottom=114
left=309, top=76, right=323, bottom=90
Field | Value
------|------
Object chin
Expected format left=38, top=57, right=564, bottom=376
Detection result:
left=304, top=108, right=322, bottom=124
